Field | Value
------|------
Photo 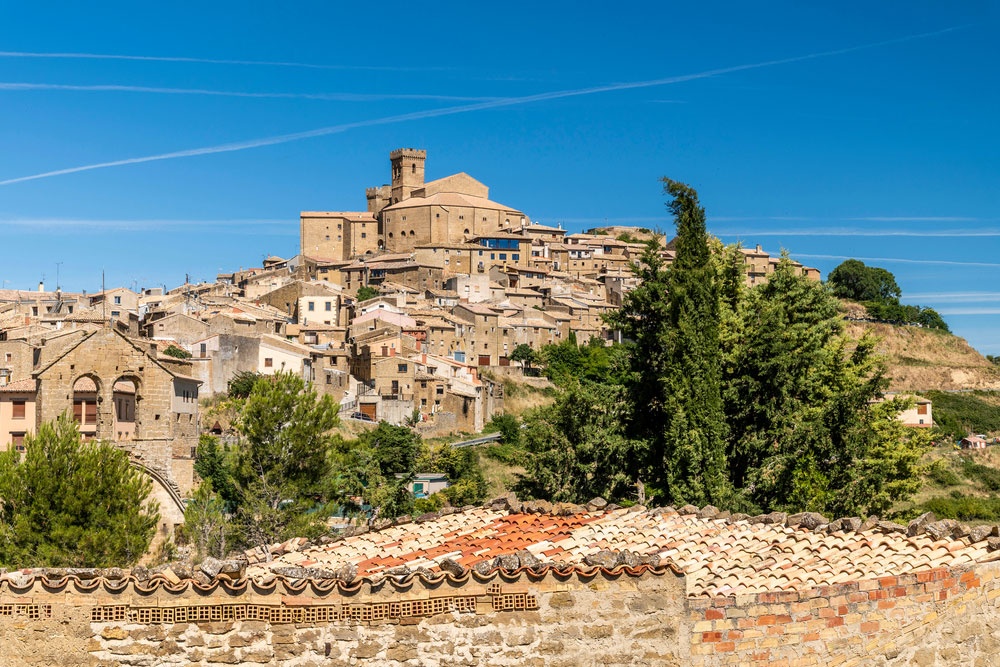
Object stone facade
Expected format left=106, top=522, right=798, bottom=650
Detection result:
left=0, top=565, right=685, bottom=667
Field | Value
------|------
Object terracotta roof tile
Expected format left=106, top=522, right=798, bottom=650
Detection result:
left=248, top=505, right=1000, bottom=598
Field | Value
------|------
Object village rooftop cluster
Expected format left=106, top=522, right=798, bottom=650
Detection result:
left=0, top=148, right=822, bottom=500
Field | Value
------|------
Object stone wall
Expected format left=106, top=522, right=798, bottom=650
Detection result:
left=0, top=565, right=686, bottom=666
left=4, top=560, right=1000, bottom=665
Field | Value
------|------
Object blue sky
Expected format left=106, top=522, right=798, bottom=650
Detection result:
left=1, top=2, right=998, bottom=351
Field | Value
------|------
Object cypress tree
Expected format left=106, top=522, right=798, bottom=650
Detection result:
left=656, top=179, right=729, bottom=505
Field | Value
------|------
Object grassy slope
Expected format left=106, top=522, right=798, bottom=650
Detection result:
left=844, top=320, right=1000, bottom=392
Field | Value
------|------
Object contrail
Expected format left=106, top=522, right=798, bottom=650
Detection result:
left=906, top=293, right=1000, bottom=303
left=933, top=308, right=1000, bottom=316
left=0, top=82, right=502, bottom=102
left=795, top=253, right=1000, bottom=269
left=0, top=50, right=449, bottom=72
left=711, top=215, right=984, bottom=223
left=1, top=217, right=290, bottom=230
left=714, top=228, right=1000, bottom=237
left=0, top=25, right=966, bottom=187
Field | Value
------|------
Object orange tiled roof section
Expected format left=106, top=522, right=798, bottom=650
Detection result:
left=251, top=506, right=1000, bottom=598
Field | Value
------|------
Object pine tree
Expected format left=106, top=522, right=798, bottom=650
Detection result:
left=0, top=416, right=159, bottom=567
left=233, top=372, right=339, bottom=548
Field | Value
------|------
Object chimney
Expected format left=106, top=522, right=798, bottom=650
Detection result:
left=38, top=281, right=44, bottom=292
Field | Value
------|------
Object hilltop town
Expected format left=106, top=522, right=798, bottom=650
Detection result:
left=0, top=149, right=819, bottom=487
left=6, top=152, right=1000, bottom=667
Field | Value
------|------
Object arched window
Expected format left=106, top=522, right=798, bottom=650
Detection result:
left=410, top=230, right=415, bottom=236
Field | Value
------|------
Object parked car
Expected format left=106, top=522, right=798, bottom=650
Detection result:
left=350, top=411, right=375, bottom=422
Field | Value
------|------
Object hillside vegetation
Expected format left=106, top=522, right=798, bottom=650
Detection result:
left=845, top=321, right=1000, bottom=392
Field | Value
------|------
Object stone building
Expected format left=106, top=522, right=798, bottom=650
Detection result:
left=30, top=328, right=200, bottom=493
left=300, top=148, right=529, bottom=261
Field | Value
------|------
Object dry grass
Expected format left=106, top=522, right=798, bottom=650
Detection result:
left=845, top=322, right=1000, bottom=391
left=479, top=454, right=524, bottom=498
left=499, top=376, right=557, bottom=416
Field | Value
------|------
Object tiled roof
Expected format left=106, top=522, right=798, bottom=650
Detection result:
left=248, top=504, right=1000, bottom=598
left=0, top=378, right=36, bottom=393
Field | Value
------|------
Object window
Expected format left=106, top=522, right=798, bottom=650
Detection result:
left=113, top=295, right=121, bottom=305
left=490, top=254, right=495, bottom=260
left=499, top=254, right=507, bottom=260
left=12, top=400, right=25, bottom=419
left=325, top=302, right=332, bottom=311
left=308, top=302, right=315, bottom=311
left=325, top=235, right=330, bottom=241
left=513, top=254, right=519, bottom=261
left=264, top=358, right=273, bottom=368
left=917, top=404, right=928, bottom=415
left=361, top=232, right=367, bottom=239
left=326, top=375, right=332, bottom=385
left=12, top=433, right=25, bottom=451
left=397, top=363, right=407, bottom=373
left=436, top=386, right=444, bottom=395
left=111, top=311, right=120, bottom=318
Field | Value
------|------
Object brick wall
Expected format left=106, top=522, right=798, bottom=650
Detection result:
left=688, top=560, right=1000, bottom=666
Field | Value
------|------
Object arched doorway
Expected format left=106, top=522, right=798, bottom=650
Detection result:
left=72, top=375, right=100, bottom=440
left=112, top=377, right=139, bottom=441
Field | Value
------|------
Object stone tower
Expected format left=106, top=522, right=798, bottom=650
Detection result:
left=389, top=148, right=426, bottom=205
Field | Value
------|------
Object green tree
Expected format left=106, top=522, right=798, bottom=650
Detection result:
left=194, top=434, right=238, bottom=509
left=233, top=372, right=339, bottom=548
left=516, top=383, right=642, bottom=503
left=725, top=258, right=930, bottom=516
left=828, top=259, right=902, bottom=304
left=0, top=416, right=159, bottom=567
left=416, top=443, right=488, bottom=507
left=334, top=423, right=423, bottom=521
left=607, top=178, right=729, bottom=506
left=178, top=480, right=232, bottom=561
left=161, top=344, right=192, bottom=359
left=356, top=285, right=379, bottom=301
left=227, top=371, right=264, bottom=399
left=510, top=343, right=538, bottom=370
